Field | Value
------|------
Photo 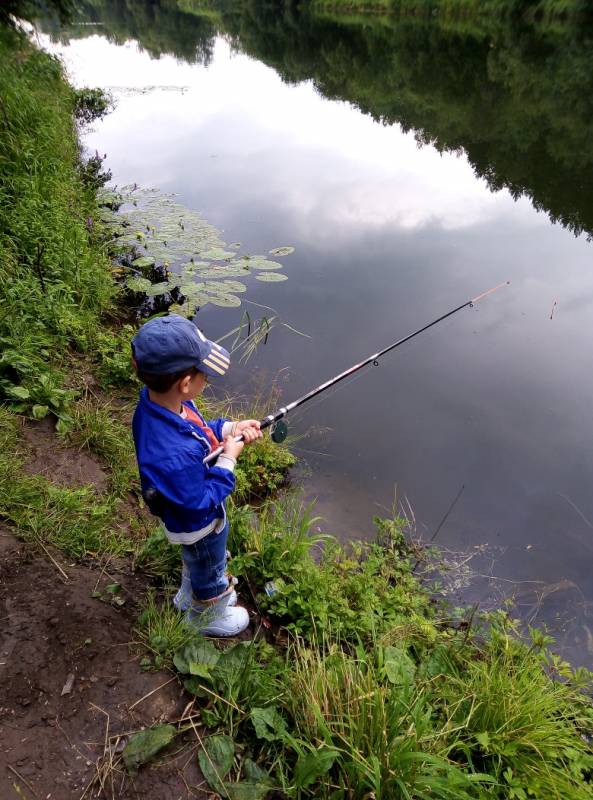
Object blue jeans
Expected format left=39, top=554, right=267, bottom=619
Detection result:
left=181, top=523, right=229, bottom=601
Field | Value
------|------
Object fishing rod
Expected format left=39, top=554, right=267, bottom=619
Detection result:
left=203, top=281, right=509, bottom=465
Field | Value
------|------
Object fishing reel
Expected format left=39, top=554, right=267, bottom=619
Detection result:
left=270, top=419, right=288, bottom=443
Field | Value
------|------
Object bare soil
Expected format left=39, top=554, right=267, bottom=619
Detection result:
left=0, top=527, right=212, bottom=800
left=0, top=412, right=216, bottom=800
left=20, top=416, right=110, bottom=493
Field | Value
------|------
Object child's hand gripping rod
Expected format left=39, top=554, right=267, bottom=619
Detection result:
left=203, top=282, right=509, bottom=466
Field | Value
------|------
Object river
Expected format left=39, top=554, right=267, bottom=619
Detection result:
left=39, top=2, right=593, bottom=666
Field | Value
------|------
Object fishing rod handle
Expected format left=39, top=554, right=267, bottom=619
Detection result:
left=202, top=414, right=278, bottom=465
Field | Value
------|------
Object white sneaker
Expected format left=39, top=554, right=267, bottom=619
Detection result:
left=185, top=589, right=249, bottom=637
left=174, top=566, right=237, bottom=612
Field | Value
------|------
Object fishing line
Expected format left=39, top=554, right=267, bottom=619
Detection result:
left=287, top=363, right=369, bottom=425
left=204, top=281, right=510, bottom=465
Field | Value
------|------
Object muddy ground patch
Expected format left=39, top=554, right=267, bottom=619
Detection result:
left=0, top=528, right=209, bottom=800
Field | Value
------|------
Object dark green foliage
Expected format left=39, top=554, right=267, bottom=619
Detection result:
left=229, top=502, right=434, bottom=641
left=233, top=436, right=295, bottom=503
left=0, top=26, right=115, bottom=418
left=1, top=0, right=76, bottom=25
left=73, top=87, right=112, bottom=124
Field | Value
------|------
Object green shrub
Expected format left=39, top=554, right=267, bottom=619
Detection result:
left=438, top=615, right=593, bottom=799
left=229, top=500, right=434, bottom=642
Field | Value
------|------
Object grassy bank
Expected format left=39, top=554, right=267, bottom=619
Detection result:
left=1, top=17, right=593, bottom=800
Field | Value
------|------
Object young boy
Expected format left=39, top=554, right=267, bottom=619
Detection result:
left=131, top=314, right=262, bottom=637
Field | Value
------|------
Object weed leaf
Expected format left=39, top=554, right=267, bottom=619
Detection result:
left=383, top=646, right=416, bottom=686
left=122, top=724, right=176, bottom=774
left=199, top=734, right=235, bottom=795
left=173, top=639, right=220, bottom=675
left=294, top=747, right=339, bottom=789
left=250, top=707, right=287, bottom=742
left=32, top=404, right=49, bottom=420
left=223, top=782, right=271, bottom=800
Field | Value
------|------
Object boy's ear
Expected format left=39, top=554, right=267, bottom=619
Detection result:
left=178, top=374, right=192, bottom=395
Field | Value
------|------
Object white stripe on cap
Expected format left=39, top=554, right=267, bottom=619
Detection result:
left=202, top=357, right=226, bottom=375
left=208, top=350, right=230, bottom=368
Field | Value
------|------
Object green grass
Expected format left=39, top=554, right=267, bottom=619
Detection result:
left=135, top=589, right=197, bottom=671
left=65, top=397, right=138, bottom=495
left=438, top=618, right=593, bottom=799
left=0, top=24, right=117, bottom=421
left=0, top=406, right=131, bottom=557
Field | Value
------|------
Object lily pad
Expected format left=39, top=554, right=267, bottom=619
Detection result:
left=126, top=276, right=153, bottom=293
left=199, top=248, right=237, bottom=261
left=255, top=273, right=288, bottom=282
left=144, top=281, right=175, bottom=296
left=197, top=266, right=251, bottom=279
left=206, top=293, right=242, bottom=308
left=132, top=256, right=156, bottom=268
left=198, top=281, right=247, bottom=294
left=248, top=258, right=283, bottom=270
left=269, top=246, right=294, bottom=256
left=219, top=280, right=247, bottom=293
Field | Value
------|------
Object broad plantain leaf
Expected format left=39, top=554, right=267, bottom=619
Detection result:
left=294, top=747, right=339, bottom=789
left=173, top=639, right=220, bottom=675
left=224, top=782, right=271, bottom=800
left=32, top=404, right=49, bottom=419
left=198, top=734, right=235, bottom=796
left=5, top=385, right=30, bottom=400
left=122, top=724, right=176, bottom=774
left=250, top=707, right=287, bottom=742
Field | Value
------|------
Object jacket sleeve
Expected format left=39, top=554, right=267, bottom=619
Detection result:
left=141, top=451, right=235, bottom=514
left=207, top=417, right=230, bottom=442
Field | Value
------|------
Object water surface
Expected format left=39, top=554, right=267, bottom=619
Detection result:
left=41, top=3, right=593, bottom=665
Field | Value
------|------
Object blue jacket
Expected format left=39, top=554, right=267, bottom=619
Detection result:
left=132, top=387, right=235, bottom=534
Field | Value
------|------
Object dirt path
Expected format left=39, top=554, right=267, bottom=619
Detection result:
left=0, top=528, right=207, bottom=800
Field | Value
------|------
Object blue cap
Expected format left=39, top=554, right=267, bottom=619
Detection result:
left=132, top=314, right=230, bottom=377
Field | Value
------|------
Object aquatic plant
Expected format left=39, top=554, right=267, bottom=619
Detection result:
left=110, top=186, right=294, bottom=313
